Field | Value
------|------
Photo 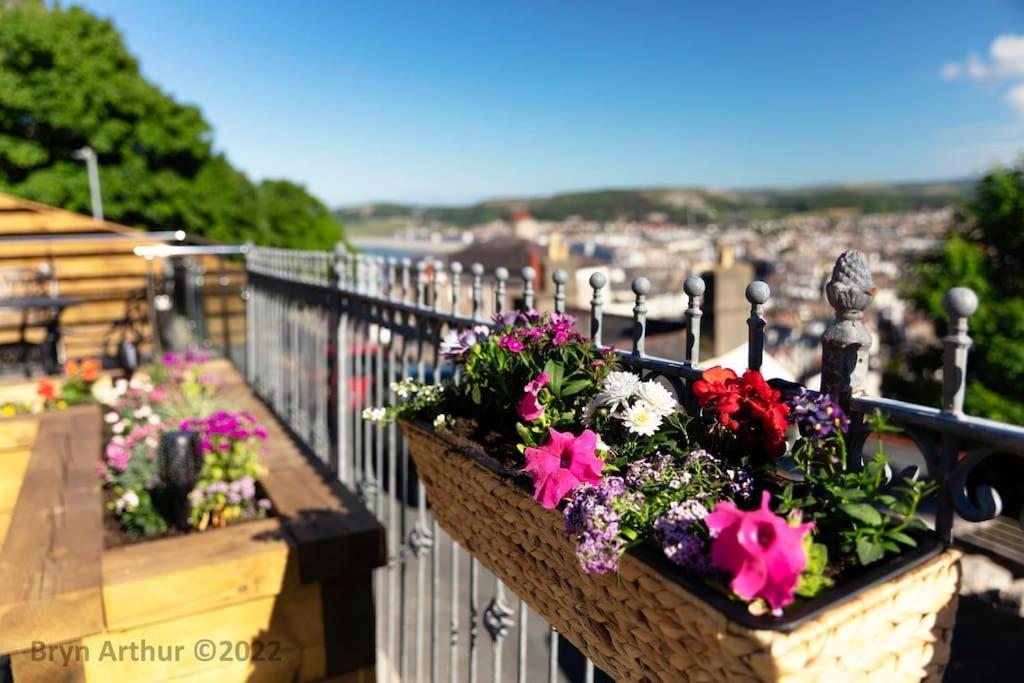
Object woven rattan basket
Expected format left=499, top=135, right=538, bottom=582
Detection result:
left=401, top=420, right=961, bottom=683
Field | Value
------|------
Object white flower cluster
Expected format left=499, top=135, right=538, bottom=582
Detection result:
left=114, top=489, right=140, bottom=514
left=362, top=407, right=387, bottom=423
left=390, top=378, right=441, bottom=401
left=587, top=371, right=678, bottom=437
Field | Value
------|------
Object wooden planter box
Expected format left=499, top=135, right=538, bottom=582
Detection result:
left=1, top=396, right=385, bottom=682
left=401, top=420, right=962, bottom=683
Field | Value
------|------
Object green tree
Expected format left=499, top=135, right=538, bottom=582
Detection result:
left=888, top=163, right=1024, bottom=424
left=0, top=0, right=343, bottom=249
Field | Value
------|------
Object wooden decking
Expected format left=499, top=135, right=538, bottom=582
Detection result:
left=0, top=361, right=384, bottom=681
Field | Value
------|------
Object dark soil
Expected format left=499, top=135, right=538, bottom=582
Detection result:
left=446, top=415, right=523, bottom=469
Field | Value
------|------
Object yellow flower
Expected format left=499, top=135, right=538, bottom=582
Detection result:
left=2, top=405, right=16, bottom=417
left=56, top=400, right=68, bottom=410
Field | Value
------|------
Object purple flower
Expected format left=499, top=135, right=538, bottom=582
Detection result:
left=654, top=499, right=713, bottom=575
left=625, top=453, right=673, bottom=488
left=562, top=477, right=639, bottom=574
left=787, top=389, right=848, bottom=439
left=440, top=328, right=480, bottom=359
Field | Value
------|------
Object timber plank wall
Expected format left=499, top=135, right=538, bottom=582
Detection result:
left=0, top=361, right=384, bottom=681
left=0, top=193, right=245, bottom=362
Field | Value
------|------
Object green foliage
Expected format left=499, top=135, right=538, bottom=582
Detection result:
left=0, top=1, right=343, bottom=248
left=776, top=413, right=935, bottom=567
left=108, top=487, right=167, bottom=538
left=890, top=162, right=1024, bottom=421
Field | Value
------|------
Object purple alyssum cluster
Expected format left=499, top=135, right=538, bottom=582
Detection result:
left=654, top=498, right=716, bottom=576
left=189, top=475, right=271, bottom=511
left=787, top=388, right=849, bottom=439
left=563, top=477, right=642, bottom=574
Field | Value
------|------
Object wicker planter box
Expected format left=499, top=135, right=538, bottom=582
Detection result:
left=401, top=419, right=962, bottom=683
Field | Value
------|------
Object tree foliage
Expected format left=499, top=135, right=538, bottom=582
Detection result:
left=890, top=162, right=1024, bottom=423
left=0, top=0, right=343, bottom=249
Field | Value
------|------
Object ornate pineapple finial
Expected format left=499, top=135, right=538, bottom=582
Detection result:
left=821, top=251, right=875, bottom=406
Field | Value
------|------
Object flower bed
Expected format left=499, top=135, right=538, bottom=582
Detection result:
left=374, top=311, right=961, bottom=680
left=97, top=350, right=273, bottom=541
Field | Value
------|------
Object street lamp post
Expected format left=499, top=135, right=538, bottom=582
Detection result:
left=72, top=145, right=104, bottom=222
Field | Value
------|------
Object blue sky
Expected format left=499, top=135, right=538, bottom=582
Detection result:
left=77, top=1, right=1023, bottom=206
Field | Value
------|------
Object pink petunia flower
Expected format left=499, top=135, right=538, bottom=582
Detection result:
left=499, top=334, right=524, bottom=353
left=517, top=372, right=550, bottom=422
left=705, top=491, right=814, bottom=611
left=524, top=428, right=604, bottom=509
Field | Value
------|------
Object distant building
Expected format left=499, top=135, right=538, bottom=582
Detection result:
left=511, top=209, right=539, bottom=240
left=701, top=246, right=755, bottom=357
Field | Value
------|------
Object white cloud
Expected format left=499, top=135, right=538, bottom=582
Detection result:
left=1006, top=84, right=1024, bottom=117
left=941, top=34, right=1024, bottom=81
left=941, top=34, right=1024, bottom=118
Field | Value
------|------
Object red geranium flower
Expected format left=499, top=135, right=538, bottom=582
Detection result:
left=693, top=366, right=790, bottom=453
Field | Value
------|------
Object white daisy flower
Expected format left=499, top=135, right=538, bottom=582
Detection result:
left=619, top=400, right=663, bottom=436
left=595, top=371, right=642, bottom=413
left=361, top=407, right=387, bottom=422
left=133, top=405, right=152, bottom=419
left=433, top=413, right=448, bottom=429
left=636, top=380, right=677, bottom=417
left=104, top=411, right=120, bottom=424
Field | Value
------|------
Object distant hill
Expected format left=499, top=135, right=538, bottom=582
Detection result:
left=335, top=179, right=974, bottom=234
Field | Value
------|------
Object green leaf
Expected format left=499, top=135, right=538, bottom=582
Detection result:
left=560, top=379, right=592, bottom=397
left=841, top=503, right=882, bottom=526
left=543, top=360, right=565, bottom=395
left=856, top=537, right=885, bottom=565
left=885, top=530, right=917, bottom=547
left=471, top=384, right=482, bottom=404
left=515, top=422, right=535, bottom=447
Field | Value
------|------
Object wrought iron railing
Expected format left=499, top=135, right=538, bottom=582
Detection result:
left=243, top=244, right=1024, bottom=682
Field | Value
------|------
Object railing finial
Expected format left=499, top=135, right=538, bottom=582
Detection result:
left=552, top=269, right=568, bottom=314
left=683, top=275, right=705, bottom=365
left=941, top=286, right=978, bottom=416
left=521, top=266, right=536, bottom=311
left=450, top=261, right=463, bottom=315
left=745, top=281, right=770, bottom=372
left=631, top=276, right=650, bottom=356
left=494, top=267, right=509, bottom=314
left=589, top=272, right=606, bottom=346
left=470, top=263, right=485, bottom=320
left=821, top=250, right=875, bottom=403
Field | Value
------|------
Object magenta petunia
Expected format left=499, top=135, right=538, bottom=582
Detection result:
left=705, top=491, right=814, bottom=611
left=523, top=428, right=603, bottom=509
left=499, top=334, right=524, bottom=353
left=517, top=372, right=550, bottom=422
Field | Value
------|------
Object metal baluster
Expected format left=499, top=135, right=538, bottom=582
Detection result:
left=430, top=260, right=444, bottom=683
left=632, top=276, right=650, bottom=356
left=471, top=262, right=484, bottom=321
left=412, top=260, right=433, bottom=683
left=398, top=256, right=413, bottom=681
left=521, top=266, right=536, bottom=312
left=469, top=557, right=480, bottom=683
left=584, top=660, right=594, bottom=683
left=589, top=272, right=606, bottom=346
left=495, top=267, right=508, bottom=315
left=936, top=287, right=980, bottom=543
left=745, top=281, right=769, bottom=372
left=552, top=268, right=567, bottom=314
left=449, top=540, right=460, bottom=683
left=335, top=248, right=351, bottom=484
left=516, top=599, right=527, bottom=683
left=484, top=581, right=514, bottom=683
left=546, top=628, right=558, bottom=683
left=684, top=275, right=705, bottom=365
